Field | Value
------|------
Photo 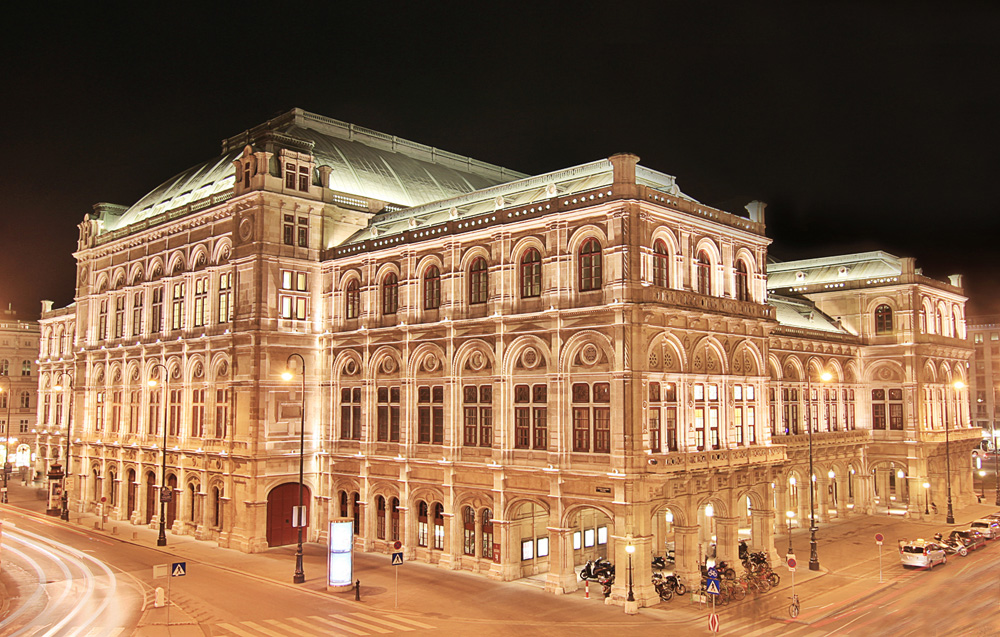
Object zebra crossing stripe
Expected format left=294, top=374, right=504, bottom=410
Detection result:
left=263, top=618, right=319, bottom=636
left=240, top=621, right=288, bottom=637
left=332, top=615, right=393, bottom=633
left=298, top=616, right=369, bottom=636
left=348, top=613, right=417, bottom=631
left=215, top=622, right=265, bottom=637
left=384, top=615, right=435, bottom=629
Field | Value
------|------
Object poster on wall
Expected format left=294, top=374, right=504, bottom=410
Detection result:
left=493, top=543, right=501, bottom=564
left=328, top=520, right=353, bottom=587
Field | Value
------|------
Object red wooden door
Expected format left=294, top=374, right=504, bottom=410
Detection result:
left=267, top=483, right=310, bottom=547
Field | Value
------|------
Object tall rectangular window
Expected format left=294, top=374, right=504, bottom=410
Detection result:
left=889, top=388, right=904, bottom=430
left=98, top=299, right=108, bottom=339
left=132, top=291, right=143, bottom=336
left=171, top=282, right=185, bottom=331
left=151, top=287, right=163, bottom=333
left=168, top=388, right=181, bottom=437
left=114, top=295, right=125, bottom=338
left=375, top=386, right=399, bottom=442
left=148, top=389, right=160, bottom=435
left=218, top=272, right=233, bottom=323
left=214, top=388, right=229, bottom=438
left=418, top=386, right=444, bottom=444
left=285, top=163, right=296, bottom=189
left=463, top=384, right=493, bottom=447
left=845, top=389, right=855, bottom=430
left=339, top=387, right=362, bottom=440
left=571, top=382, right=610, bottom=453
left=279, top=270, right=309, bottom=320
left=283, top=214, right=294, bottom=245
left=298, top=167, right=310, bottom=192
left=733, top=384, right=755, bottom=445
left=191, top=388, right=205, bottom=438
left=95, top=391, right=106, bottom=432
left=111, top=389, right=122, bottom=433
left=193, top=277, right=208, bottom=327
left=648, top=382, right=677, bottom=452
left=297, top=216, right=309, bottom=247
left=872, top=389, right=887, bottom=430
left=128, top=389, right=140, bottom=434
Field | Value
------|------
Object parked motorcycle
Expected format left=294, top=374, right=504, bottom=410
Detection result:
left=580, top=557, right=615, bottom=581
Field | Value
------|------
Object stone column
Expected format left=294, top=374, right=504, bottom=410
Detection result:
left=817, top=476, right=831, bottom=523
left=715, top=517, right=740, bottom=565
left=751, top=508, right=779, bottom=564
left=673, top=525, right=701, bottom=596
left=857, top=472, right=876, bottom=514
left=773, top=482, right=789, bottom=534
left=438, top=511, right=460, bottom=570
left=544, top=527, right=579, bottom=594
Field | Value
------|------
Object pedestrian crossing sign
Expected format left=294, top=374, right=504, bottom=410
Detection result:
left=706, top=578, right=721, bottom=595
left=391, top=552, right=404, bottom=566
left=172, top=562, right=187, bottom=577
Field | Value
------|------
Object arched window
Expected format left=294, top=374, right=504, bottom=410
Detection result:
left=463, top=506, right=476, bottom=556
left=735, top=260, right=750, bottom=302
left=424, top=267, right=441, bottom=310
left=353, top=492, right=361, bottom=534
left=520, top=249, right=542, bottom=298
left=339, top=491, right=349, bottom=518
left=481, top=508, right=494, bottom=559
left=653, top=240, right=669, bottom=287
left=390, top=497, right=400, bottom=541
left=433, top=503, right=445, bottom=550
left=418, top=500, right=429, bottom=547
left=696, top=251, right=712, bottom=295
left=469, top=258, right=489, bottom=305
left=875, top=304, right=893, bottom=335
left=376, top=496, right=386, bottom=540
left=345, top=280, right=360, bottom=319
left=382, top=273, right=398, bottom=315
left=579, top=238, right=602, bottom=291
left=19, top=391, right=29, bottom=409
left=0, top=360, right=7, bottom=376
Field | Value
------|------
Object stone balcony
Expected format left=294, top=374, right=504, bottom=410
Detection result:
left=646, top=444, right=787, bottom=474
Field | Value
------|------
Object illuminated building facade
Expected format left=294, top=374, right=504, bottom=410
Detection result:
left=35, top=109, right=978, bottom=606
left=0, top=305, right=40, bottom=477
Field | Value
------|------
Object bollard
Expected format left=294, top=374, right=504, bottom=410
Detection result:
left=355, top=579, right=361, bottom=601
left=154, top=586, right=165, bottom=608
left=94, top=522, right=100, bottom=530
left=133, top=531, right=138, bottom=540
left=585, top=580, right=590, bottom=599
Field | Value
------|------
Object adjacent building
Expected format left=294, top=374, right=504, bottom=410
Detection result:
left=0, top=305, right=40, bottom=479
left=35, top=108, right=979, bottom=606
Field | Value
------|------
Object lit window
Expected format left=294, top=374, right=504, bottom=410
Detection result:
left=875, top=304, right=893, bottom=335
left=579, top=239, right=602, bottom=291
left=345, top=279, right=360, bottom=319
left=469, top=258, right=488, bottom=304
left=572, top=382, right=610, bottom=453
left=520, top=249, right=541, bottom=298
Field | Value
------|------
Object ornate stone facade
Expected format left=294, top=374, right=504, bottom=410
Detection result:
left=34, top=109, right=977, bottom=607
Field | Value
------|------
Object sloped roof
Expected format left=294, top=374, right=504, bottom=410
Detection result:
left=768, top=294, right=854, bottom=335
left=767, top=251, right=902, bottom=290
left=103, top=109, right=527, bottom=234
left=342, top=160, right=697, bottom=244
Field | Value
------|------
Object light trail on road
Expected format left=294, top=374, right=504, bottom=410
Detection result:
left=0, top=522, right=126, bottom=635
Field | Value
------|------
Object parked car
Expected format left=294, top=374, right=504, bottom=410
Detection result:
left=949, top=529, right=987, bottom=552
left=970, top=518, right=1000, bottom=540
left=899, top=539, right=948, bottom=569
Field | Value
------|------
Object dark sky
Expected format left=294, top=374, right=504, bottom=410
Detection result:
left=3, top=2, right=998, bottom=320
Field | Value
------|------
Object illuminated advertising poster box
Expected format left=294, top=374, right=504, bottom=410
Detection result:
left=327, top=518, right=354, bottom=592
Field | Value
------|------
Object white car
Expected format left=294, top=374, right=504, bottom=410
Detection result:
left=899, top=540, right=947, bottom=569
left=970, top=519, right=1000, bottom=539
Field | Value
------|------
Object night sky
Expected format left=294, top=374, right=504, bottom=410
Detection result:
left=3, top=3, right=998, bottom=320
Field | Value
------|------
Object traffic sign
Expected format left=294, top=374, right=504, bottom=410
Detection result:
left=875, top=532, right=884, bottom=546
left=709, top=612, right=720, bottom=632
left=160, top=490, right=173, bottom=503
left=706, top=566, right=719, bottom=579
left=153, top=564, right=169, bottom=578
left=787, top=557, right=797, bottom=572
left=391, top=552, right=404, bottom=566
left=705, top=577, right=721, bottom=596
left=393, top=540, right=402, bottom=550
left=172, top=562, right=186, bottom=577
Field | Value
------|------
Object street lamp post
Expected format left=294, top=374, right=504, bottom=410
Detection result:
left=148, top=363, right=170, bottom=546
left=979, top=470, right=986, bottom=500
left=805, top=367, right=832, bottom=572
left=54, top=373, right=73, bottom=521
left=624, top=537, right=637, bottom=614
left=993, top=427, right=1000, bottom=507
left=923, top=481, right=930, bottom=515
left=786, top=510, right=795, bottom=556
left=283, top=353, right=307, bottom=584
left=0, top=376, right=10, bottom=504
left=946, top=380, right=964, bottom=525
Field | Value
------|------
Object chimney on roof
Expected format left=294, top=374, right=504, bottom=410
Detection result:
left=745, top=201, right=766, bottom=224
left=41, top=300, right=54, bottom=314
left=949, top=274, right=963, bottom=288
left=609, top=153, right=639, bottom=186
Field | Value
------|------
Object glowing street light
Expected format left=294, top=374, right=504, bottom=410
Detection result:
left=148, top=363, right=170, bottom=547
left=53, top=373, right=73, bottom=520
left=283, top=353, right=307, bottom=584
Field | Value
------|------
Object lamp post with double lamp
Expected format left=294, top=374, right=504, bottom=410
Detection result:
left=923, top=481, right=930, bottom=515
left=786, top=510, right=795, bottom=556
left=148, top=363, right=170, bottom=546
left=282, top=353, right=307, bottom=584
left=53, top=373, right=73, bottom=520
left=0, top=375, right=10, bottom=504
left=805, top=368, right=832, bottom=571
left=946, top=379, right=965, bottom=525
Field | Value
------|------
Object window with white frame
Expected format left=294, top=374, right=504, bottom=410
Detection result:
left=193, top=277, right=208, bottom=327
left=218, top=272, right=233, bottom=323
left=171, top=282, right=185, bottom=331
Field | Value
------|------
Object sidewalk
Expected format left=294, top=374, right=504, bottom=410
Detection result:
left=5, top=478, right=999, bottom=632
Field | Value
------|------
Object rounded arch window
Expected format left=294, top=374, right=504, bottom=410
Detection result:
left=696, top=251, right=712, bottom=295
left=875, top=304, right=893, bottom=335
left=345, top=279, right=360, bottom=319
left=382, top=273, right=398, bottom=315
left=424, top=266, right=441, bottom=310
left=520, top=249, right=542, bottom=298
left=469, top=258, right=489, bottom=304
left=653, top=240, right=670, bottom=287
left=579, top=238, right=603, bottom=291
left=735, top=260, right=750, bottom=302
